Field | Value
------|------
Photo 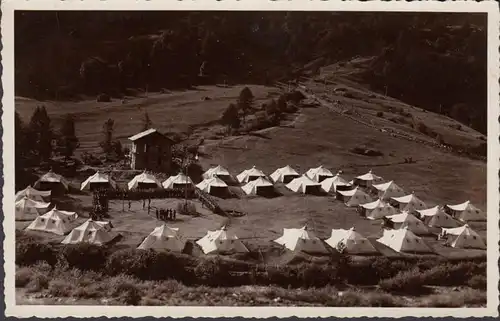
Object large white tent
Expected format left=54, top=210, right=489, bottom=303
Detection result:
left=26, top=207, right=78, bottom=235
left=391, top=193, right=427, bottom=212
left=372, top=181, right=405, bottom=200
left=353, top=170, right=383, bottom=187
left=162, top=173, right=194, bottom=190
left=138, top=224, right=187, bottom=252
left=417, top=206, right=461, bottom=228
left=386, top=211, right=429, bottom=235
left=81, top=171, right=117, bottom=191
left=127, top=171, right=162, bottom=190
left=34, top=170, right=69, bottom=191
left=196, top=226, right=249, bottom=255
left=241, top=177, right=274, bottom=196
left=196, top=177, right=229, bottom=196
left=236, top=166, right=267, bottom=184
left=202, top=165, right=232, bottom=181
left=361, top=198, right=397, bottom=220
left=15, top=186, right=51, bottom=203
left=325, top=227, right=378, bottom=254
left=445, top=201, right=486, bottom=222
left=62, top=219, right=115, bottom=245
left=15, top=197, right=51, bottom=220
left=273, top=225, right=329, bottom=254
left=320, top=171, right=351, bottom=193
left=286, top=175, right=322, bottom=194
left=337, top=187, right=373, bottom=207
left=376, top=227, right=433, bottom=253
left=305, top=165, right=334, bottom=183
left=441, top=224, right=486, bottom=250
left=270, top=165, right=300, bottom=183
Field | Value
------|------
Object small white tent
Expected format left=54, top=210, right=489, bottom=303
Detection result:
left=286, top=175, right=322, bottom=194
left=376, top=227, right=433, bottom=253
left=305, top=165, right=334, bottom=182
left=127, top=171, right=162, bottom=190
left=372, top=181, right=405, bottom=200
left=325, top=227, right=378, bottom=254
left=354, top=170, right=383, bottom=187
left=391, top=192, right=427, bottom=212
left=15, top=197, right=51, bottom=220
left=386, top=211, right=429, bottom=235
left=270, top=165, right=300, bottom=183
left=320, top=171, right=351, bottom=193
left=441, top=224, right=486, bottom=250
left=196, top=177, right=229, bottom=196
left=81, top=171, right=117, bottom=191
left=274, top=225, right=329, bottom=254
left=417, top=206, right=461, bottom=228
left=162, top=173, right=193, bottom=190
left=15, top=186, right=51, bottom=203
left=138, top=224, right=186, bottom=252
left=196, top=226, right=249, bottom=255
left=26, top=207, right=78, bottom=235
left=202, top=165, right=232, bottom=181
left=34, top=170, right=69, bottom=191
left=241, top=177, right=274, bottom=196
left=337, top=187, right=373, bottom=207
left=446, top=201, right=486, bottom=222
left=236, top=166, right=267, bottom=184
left=62, top=219, right=115, bottom=245
left=361, top=198, right=397, bottom=220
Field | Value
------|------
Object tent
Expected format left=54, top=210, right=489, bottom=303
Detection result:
left=34, top=170, right=69, bottom=192
left=26, top=207, right=78, bottom=235
left=337, top=187, right=373, bottom=207
left=270, top=165, right=300, bottom=183
left=442, top=224, right=486, bottom=250
left=15, top=197, right=51, bottom=220
left=127, top=171, right=162, bottom=190
left=274, top=225, right=329, bottom=254
left=236, top=166, right=267, bottom=184
left=61, top=219, right=115, bottom=245
left=305, top=165, right=334, bottom=182
left=391, top=192, right=427, bottom=212
left=202, top=165, right=232, bottom=181
left=446, top=201, right=486, bottom=222
left=286, top=175, right=323, bottom=194
left=417, top=206, right=461, bottom=228
left=376, top=227, right=434, bottom=253
left=196, top=226, right=249, bottom=254
left=353, top=170, right=383, bottom=187
left=162, top=173, right=194, bottom=190
left=196, top=177, right=229, bottom=196
left=361, top=198, right=397, bottom=220
left=372, top=181, right=405, bottom=200
left=325, top=227, right=378, bottom=254
left=320, top=171, right=351, bottom=193
left=138, top=224, right=187, bottom=252
left=241, top=177, right=274, bottom=196
left=81, top=171, right=117, bottom=191
left=386, top=211, right=429, bottom=235
left=15, top=186, right=51, bottom=203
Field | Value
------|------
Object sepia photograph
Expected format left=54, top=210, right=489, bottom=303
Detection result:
left=2, top=0, right=499, bottom=318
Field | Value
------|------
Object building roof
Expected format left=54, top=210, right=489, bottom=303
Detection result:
left=128, top=128, right=173, bottom=143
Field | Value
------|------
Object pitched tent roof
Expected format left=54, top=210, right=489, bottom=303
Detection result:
left=15, top=197, right=51, bottom=218
left=372, top=181, right=405, bottom=200
left=417, top=206, right=461, bottom=228
left=391, top=193, right=427, bottom=212
left=270, top=165, right=300, bottom=183
left=376, top=228, right=434, bottom=253
left=138, top=224, right=187, bottom=252
left=285, top=175, right=322, bottom=194
left=196, top=177, right=228, bottom=194
left=356, top=170, right=383, bottom=183
left=241, top=177, right=274, bottom=195
left=305, top=165, right=334, bottom=182
left=196, top=226, right=249, bottom=254
left=80, top=171, right=117, bottom=191
left=128, top=128, right=174, bottom=143
left=338, top=187, right=373, bottom=207
left=34, top=170, right=69, bottom=190
left=386, top=211, right=429, bottom=235
left=361, top=198, right=398, bottom=220
left=442, top=224, right=486, bottom=249
left=162, top=173, right=194, bottom=189
left=320, top=172, right=351, bottom=193
left=202, top=165, right=232, bottom=179
left=446, top=201, right=486, bottom=222
left=127, top=171, right=162, bottom=190
left=26, top=207, right=79, bottom=235
left=61, top=219, right=115, bottom=245
left=15, top=186, right=51, bottom=202
left=236, top=166, right=267, bottom=184
left=273, top=225, right=329, bottom=254
left=325, top=227, right=378, bottom=254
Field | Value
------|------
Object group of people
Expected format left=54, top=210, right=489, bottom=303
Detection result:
left=156, top=208, right=177, bottom=221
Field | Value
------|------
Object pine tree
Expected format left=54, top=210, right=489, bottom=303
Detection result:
left=237, top=87, right=254, bottom=122
left=100, top=118, right=115, bottom=155
left=143, top=111, right=153, bottom=131
left=28, top=106, right=53, bottom=162
left=15, top=111, right=28, bottom=165
left=58, top=114, right=80, bottom=159
left=221, top=103, right=240, bottom=135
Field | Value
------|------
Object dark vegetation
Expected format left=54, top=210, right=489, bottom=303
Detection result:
left=16, top=12, right=486, bottom=133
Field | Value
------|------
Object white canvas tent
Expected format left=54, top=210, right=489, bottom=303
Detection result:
left=202, top=165, right=232, bottom=181
left=138, top=224, right=186, bottom=252
left=241, top=177, right=274, bottom=196
left=354, top=170, right=383, bottom=187
left=26, top=207, right=78, bottom=235
left=196, top=226, right=249, bottom=254
left=196, top=177, right=229, bottom=196
left=417, top=206, right=461, bottom=228
left=372, top=181, right=405, bottom=200
left=446, top=201, right=486, bottom=222
left=236, top=166, right=267, bottom=184
left=320, top=171, right=351, bottom=193
left=386, top=211, right=429, bottom=235
left=337, top=187, right=373, bottom=207
left=441, top=224, right=486, bottom=250
left=34, top=170, right=69, bottom=191
left=127, top=171, right=162, bottom=190
left=391, top=193, right=427, bottom=212
left=15, top=197, right=51, bottom=220
left=162, top=173, right=194, bottom=190
left=15, top=186, right=51, bottom=203
left=274, top=225, right=329, bottom=254
left=305, top=165, right=334, bottom=182
left=270, top=165, right=300, bottom=183
left=62, top=219, right=115, bottom=245
left=81, top=171, right=117, bottom=191
left=361, top=198, right=397, bottom=220
left=325, top=227, right=378, bottom=254
left=286, top=175, right=322, bottom=194
left=376, top=227, right=433, bottom=253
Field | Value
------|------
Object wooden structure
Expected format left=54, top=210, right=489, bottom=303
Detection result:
left=128, top=128, right=173, bottom=172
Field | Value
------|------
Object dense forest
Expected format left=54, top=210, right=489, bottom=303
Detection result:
left=15, top=11, right=487, bottom=133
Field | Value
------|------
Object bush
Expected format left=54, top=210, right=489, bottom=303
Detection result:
left=16, top=240, right=57, bottom=267
left=48, top=279, right=74, bottom=297
left=177, top=201, right=197, bottom=215
left=297, top=263, right=340, bottom=287
left=26, top=273, right=50, bottom=293
left=96, top=93, right=111, bottom=102
left=72, top=283, right=106, bottom=299
left=15, top=267, right=33, bottom=288
left=467, top=275, right=487, bottom=290
left=193, top=257, right=231, bottom=286
left=379, top=267, right=426, bottom=295
left=376, top=111, right=384, bottom=117
left=60, top=244, right=109, bottom=271
left=108, top=275, right=142, bottom=305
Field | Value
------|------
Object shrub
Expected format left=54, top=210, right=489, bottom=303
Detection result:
left=26, top=273, right=50, bottom=293
left=379, top=267, right=426, bottom=295
left=15, top=267, right=33, bottom=288
left=376, top=111, right=384, bottom=117
left=177, top=201, right=197, bottom=215
left=72, top=283, right=106, bottom=299
left=16, top=240, right=57, bottom=267
left=48, top=279, right=74, bottom=297
left=60, top=243, right=109, bottom=271
left=107, top=274, right=142, bottom=305
left=96, top=93, right=111, bottom=102
left=193, top=257, right=231, bottom=286
left=467, top=275, right=487, bottom=290
left=297, top=263, right=340, bottom=287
